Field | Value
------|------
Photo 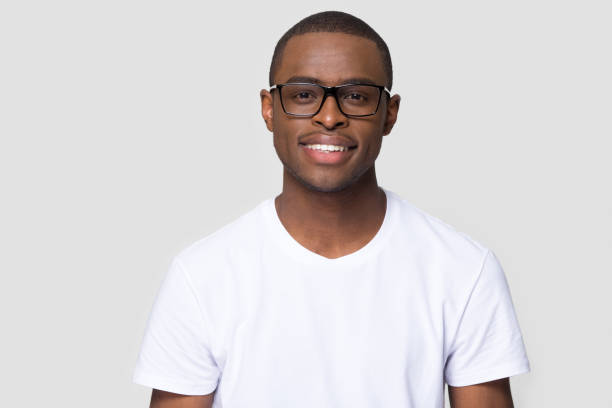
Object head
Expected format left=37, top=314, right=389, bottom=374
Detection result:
left=260, top=11, right=400, bottom=193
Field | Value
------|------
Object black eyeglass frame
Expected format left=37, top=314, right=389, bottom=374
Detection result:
left=270, top=82, right=391, bottom=118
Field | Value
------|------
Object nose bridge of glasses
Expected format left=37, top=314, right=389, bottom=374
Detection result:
left=318, top=87, right=344, bottom=115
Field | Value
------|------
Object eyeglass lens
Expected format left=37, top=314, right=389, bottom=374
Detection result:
left=280, top=84, right=380, bottom=116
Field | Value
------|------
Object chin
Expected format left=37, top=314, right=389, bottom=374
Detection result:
left=297, top=175, right=354, bottom=193
left=283, top=161, right=360, bottom=193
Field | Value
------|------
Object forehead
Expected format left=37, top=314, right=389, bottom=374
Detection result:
left=275, top=32, right=387, bottom=86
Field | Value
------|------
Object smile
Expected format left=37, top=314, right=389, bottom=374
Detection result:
left=302, top=144, right=352, bottom=152
left=298, top=143, right=357, bottom=164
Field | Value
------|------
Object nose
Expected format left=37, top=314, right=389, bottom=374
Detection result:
left=312, top=94, right=347, bottom=130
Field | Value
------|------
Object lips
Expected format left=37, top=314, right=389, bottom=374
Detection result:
left=296, top=133, right=358, bottom=165
left=298, top=133, right=358, bottom=149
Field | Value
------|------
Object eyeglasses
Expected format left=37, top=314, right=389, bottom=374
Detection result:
left=270, top=82, right=390, bottom=118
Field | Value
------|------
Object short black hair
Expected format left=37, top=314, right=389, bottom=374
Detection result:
left=269, top=11, right=393, bottom=90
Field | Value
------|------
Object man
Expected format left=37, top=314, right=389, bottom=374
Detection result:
left=133, top=11, right=530, bottom=408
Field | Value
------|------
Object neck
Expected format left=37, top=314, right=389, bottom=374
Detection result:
left=274, top=166, right=387, bottom=259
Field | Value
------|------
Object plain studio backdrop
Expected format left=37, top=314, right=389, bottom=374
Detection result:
left=1, top=0, right=610, bottom=407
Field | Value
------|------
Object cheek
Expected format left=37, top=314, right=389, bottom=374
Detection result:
left=359, top=119, right=385, bottom=144
left=272, top=131, right=288, bottom=157
left=360, top=124, right=385, bottom=160
left=271, top=104, right=290, bottom=136
left=273, top=115, right=306, bottom=147
left=271, top=123, right=296, bottom=157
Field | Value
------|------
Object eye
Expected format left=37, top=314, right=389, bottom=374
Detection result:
left=343, top=92, right=369, bottom=104
left=347, top=93, right=364, bottom=100
left=296, top=92, right=315, bottom=100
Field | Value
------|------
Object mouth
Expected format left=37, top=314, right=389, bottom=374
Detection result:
left=298, top=142, right=357, bottom=164
left=298, top=143, right=358, bottom=152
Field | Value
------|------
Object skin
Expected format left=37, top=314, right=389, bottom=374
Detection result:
left=448, top=378, right=515, bottom=407
left=149, top=389, right=214, bottom=408
left=149, top=31, right=514, bottom=407
left=260, top=32, right=400, bottom=259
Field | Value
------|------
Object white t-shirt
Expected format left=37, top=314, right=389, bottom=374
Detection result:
left=133, top=187, right=530, bottom=407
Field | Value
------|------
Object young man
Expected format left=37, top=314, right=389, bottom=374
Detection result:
left=133, top=11, right=530, bottom=408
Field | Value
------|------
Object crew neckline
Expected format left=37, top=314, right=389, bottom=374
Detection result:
left=263, top=187, right=399, bottom=267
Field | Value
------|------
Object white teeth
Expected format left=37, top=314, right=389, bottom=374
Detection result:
left=304, top=144, right=349, bottom=152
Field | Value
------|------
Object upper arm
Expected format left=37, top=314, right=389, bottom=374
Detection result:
left=133, top=258, right=221, bottom=397
left=444, top=250, right=530, bottom=387
left=448, top=377, right=514, bottom=408
left=150, top=389, right=215, bottom=408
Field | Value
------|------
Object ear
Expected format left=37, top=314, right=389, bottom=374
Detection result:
left=260, top=89, right=274, bottom=132
left=382, top=94, right=401, bottom=136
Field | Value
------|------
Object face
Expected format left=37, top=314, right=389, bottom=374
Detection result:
left=260, top=32, right=400, bottom=193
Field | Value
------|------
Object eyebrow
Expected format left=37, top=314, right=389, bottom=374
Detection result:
left=284, top=76, right=379, bottom=86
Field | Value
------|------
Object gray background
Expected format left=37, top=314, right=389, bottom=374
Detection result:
left=1, top=0, right=610, bottom=407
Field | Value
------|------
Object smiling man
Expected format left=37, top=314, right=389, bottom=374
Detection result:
left=133, top=11, right=530, bottom=408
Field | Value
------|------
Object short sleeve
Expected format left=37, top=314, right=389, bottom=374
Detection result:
left=444, top=249, right=530, bottom=387
left=132, top=257, right=220, bottom=395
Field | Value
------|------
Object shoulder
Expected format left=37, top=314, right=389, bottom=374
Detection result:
left=387, top=190, right=490, bottom=284
left=392, top=191, right=487, bottom=257
left=172, top=198, right=269, bottom=276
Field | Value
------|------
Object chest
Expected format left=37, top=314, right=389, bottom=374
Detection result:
left=212, top=261, right=446, bottom=406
